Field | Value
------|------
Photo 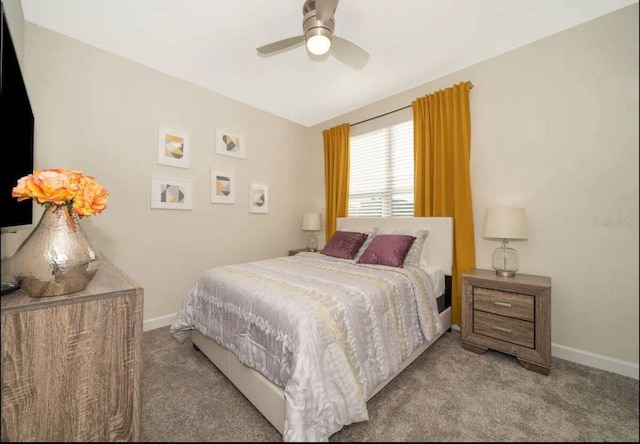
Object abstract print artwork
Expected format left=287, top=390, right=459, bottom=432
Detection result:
left=216, top=129, right=246, bottom=159
left=158, top=125, right=190, bottom=168
left=151, top=177, right=193, bottom=210
left=162, top=184, right=183, bottom=203
left=248, top=181, right=268, bottom=214
left=210, top=169, right=236, bottom=204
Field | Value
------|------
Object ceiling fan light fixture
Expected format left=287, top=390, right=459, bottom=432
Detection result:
left=256, top=0, right=369, bottom=69
left=307, top=34, right=331, bottom=55
left=303, top=4, right=334, bottom=56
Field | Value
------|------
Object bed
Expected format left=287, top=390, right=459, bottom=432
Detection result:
left=170, top=217, right=453, bottom=442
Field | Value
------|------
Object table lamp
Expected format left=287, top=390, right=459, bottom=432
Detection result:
left=302, top=213, right=322, bottom=252
left=483, top=207, right=528, bottom=277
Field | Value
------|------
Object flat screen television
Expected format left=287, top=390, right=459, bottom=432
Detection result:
left=1, top=1, right=35, bottom=233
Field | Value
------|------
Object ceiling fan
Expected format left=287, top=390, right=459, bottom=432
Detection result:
left=256, top=0, right=369, bottom=70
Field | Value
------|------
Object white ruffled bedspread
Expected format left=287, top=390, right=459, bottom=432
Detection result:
left=170, top=252, right=442, bottom=442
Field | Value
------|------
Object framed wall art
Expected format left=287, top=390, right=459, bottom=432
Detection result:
left=158, top=125, right=190, bottom=168
left=215, top=129, right=246, bottom=159
left=248, top=181, right=268, bottom=214
left=150, top=177, right=193, bottom=210
left=210, top=169, right=236, bottom=204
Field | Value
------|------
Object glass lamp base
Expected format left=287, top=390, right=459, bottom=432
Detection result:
left=495, top=269, right=516, bottom=277
left=306, top=233, right=318, bottom=252
left=492, top=240, right=519, bottom=277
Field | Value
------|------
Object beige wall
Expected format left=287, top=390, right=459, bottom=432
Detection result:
left=312, top=5, right=639, bottom=366
left=2, top=0, right=25, bottom=68
left=0, top=22, right=318, bottom=322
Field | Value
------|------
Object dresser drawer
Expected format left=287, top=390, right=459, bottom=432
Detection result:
left=473, top=311, right=535, bottom=348
left=474, top=287, right=534, bottom=322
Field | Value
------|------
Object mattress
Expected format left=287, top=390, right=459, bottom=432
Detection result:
left=424, top=264, right=445, bottom=298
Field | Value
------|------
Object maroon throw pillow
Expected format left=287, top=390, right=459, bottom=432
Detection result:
left=356, top=234, right=416, bottom=268
left=320, top=231, right=368, bottom=260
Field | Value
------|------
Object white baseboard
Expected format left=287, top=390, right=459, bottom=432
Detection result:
left=551, top=343, right=639, bottom=380
left=143, top=313, right=176, bottom=332
left=143, top=316, right=638, bottom=380
left=451, top=323, right=636, bottom=379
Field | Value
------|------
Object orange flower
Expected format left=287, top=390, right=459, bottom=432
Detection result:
left=11, top=175, right=35, bottom=202
left=12, top=168, right=109, bottom=218
left=72, top=175, right=110, bottom=217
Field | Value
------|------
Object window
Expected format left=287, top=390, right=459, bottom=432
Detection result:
left=348, top=120, right=414, bottom=217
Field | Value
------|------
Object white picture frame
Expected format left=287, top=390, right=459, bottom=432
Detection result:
left=216, top=128, right=246, bottom=159
left=248, top=181, right=268, bottom=214
left=210, top=169, right=236, bottom=204
left=158, top=125, right=190, bottom=168
left=150, top=177, right=193, bottom=210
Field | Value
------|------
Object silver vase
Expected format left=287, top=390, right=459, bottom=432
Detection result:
left=10, top=205, right=100, bottom=297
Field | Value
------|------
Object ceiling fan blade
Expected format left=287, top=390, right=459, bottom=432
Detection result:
left=316, top=0, right=339, bottom=23
left=257, top=35, right=305, bottom=56
left=331, top=36, right=369, bottom=70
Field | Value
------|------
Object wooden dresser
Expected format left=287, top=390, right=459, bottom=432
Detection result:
left=461, top=268, right=551, bottom=375
left=1, top=256, right=144, bottom=441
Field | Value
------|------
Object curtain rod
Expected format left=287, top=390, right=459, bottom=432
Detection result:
left=350, top=82, right=474, bottom=128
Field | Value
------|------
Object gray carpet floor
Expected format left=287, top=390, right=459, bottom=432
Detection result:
left=141, top=327, right=639, bottom=442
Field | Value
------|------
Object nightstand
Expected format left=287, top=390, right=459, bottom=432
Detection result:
left=461, top=269, right=552, bottom=375
left=289, top=248, right=311, bottom=256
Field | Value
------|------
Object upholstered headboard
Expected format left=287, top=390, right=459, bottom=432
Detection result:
left=336, top=217, right=453, bottom=276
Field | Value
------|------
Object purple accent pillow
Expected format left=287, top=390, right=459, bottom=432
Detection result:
left=356, top=234, right=416, bottom=268
left=320, top=231, right=368, bottom=260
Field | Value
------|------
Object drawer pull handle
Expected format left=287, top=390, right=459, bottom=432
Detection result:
left=492, top=325, right=512, bottom=334
left=493, top=301, right=512, bottom=308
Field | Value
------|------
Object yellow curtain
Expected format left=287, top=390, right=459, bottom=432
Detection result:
left=323, top=123, right=351, bottom=242
left=413, top=81, right=475, bottom=327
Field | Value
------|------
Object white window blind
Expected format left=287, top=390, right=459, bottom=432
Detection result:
left=348, top=120, right=414, bottom=218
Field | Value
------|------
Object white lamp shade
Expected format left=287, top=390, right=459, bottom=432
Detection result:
left=483, top=207, right=528, bottom=240
left=302, top=213, right=322, bottom=231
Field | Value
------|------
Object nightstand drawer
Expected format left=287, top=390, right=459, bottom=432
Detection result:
left=474, top=287, right=534, bottom=322
left=473, top=311, right=534, bottom=348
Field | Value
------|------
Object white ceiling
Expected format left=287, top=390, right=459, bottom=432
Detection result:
left=21, top=0, right=637, bottom=127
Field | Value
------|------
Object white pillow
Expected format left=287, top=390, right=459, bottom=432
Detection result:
left=352, top=227, right=379, bottom=262
left=372, top=228, right=430, bottom=268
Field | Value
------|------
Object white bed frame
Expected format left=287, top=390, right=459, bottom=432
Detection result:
left=191, top=217, right=453, bottom=435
